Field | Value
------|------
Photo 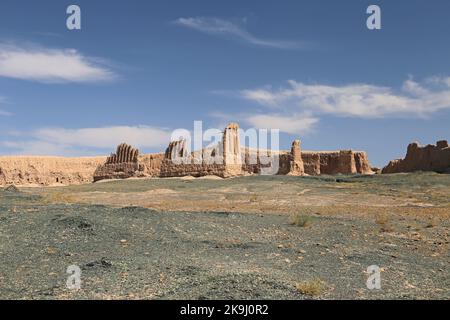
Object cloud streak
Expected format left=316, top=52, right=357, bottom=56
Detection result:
left=0, top=43, right=116, bottom=83
left=240, top=77, right=450, bottom=119
left=211, top=111, right=318, bottom=136
left=245, top=113, right=318, bottom=135
left=214, top=76, right=450, bottom=135
left=1, top=126, right=172, bottom=156
left=174, top=17, right=306, bottom=49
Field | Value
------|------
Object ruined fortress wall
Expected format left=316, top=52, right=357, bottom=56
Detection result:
left=159, top=137, right=229, bottom=178
left=156, top=123, right=246, bottom=178
left=382, top=140, right=450, bottom=174
left=93, top=144, right=143, bottom=182
left=1, top=123, right=375, bottom=186
left=0, top=156, right=106, bottom=186
left=0, top=149, right=373, bottom=186
left=139, top=153, right=164, bottom=177
left=159, top=162, right=229, bottom=178
left=319, top=151, right=356, bottom=175
left=246, top=149, right=371, bottom=176
left=301, top=151, right=372, bottom=175
left=93, top=163, right=141, bottom=182
left=354, top=152, right=373, bottom=174
left=276, top=153, right=292, bottom=175
left=301, top=152, right=321, bottom=175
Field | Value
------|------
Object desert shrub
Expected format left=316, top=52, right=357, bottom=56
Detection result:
left=296, top=278, right=327, bottom=296
left=290, top=210, right=314, bottom=227
left=41, top=192, right=76, bottom=204
left=375, top=213, right=392, bottom=232
left=425, top=217, right=438, bottom=228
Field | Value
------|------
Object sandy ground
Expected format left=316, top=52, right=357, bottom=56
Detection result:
left=0, top=173, right=449, bottom=299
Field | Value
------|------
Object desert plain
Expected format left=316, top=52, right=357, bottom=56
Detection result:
left=0, top=172, right=449, bottom=299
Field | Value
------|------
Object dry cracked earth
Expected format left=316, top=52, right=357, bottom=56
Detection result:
left=0, top=173, right=449, bottom=299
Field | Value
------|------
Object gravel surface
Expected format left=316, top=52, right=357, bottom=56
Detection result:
left=0, top=174, right=449, bottom=299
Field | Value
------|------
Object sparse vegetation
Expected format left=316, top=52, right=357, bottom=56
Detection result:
left=41, top=192, right=77, bottom=204
left=375, top=213, right=392, bottom=232
left=296, top=278, right=327, bottom=296
left=425, top=217, right=438, bottom=228
left=290, top=210, right=314, bottom=227
left=0, top=173, right=449, bottom=299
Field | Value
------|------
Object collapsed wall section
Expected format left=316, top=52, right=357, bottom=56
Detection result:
left=159, top=123, right=245, bottom=178
left=1, top=122, right=376, bottom=186
left=139, top=153, right=164, bottom=177
left=93, top=143, right=143, bottom=182
left=87, top=131, right=375, bottom=183
left=0, top=156, right=106, bottom=186
left=289, top=140, right=305, bottom=175
left=301, top=150, right=373, bottom=175
left=382, top=140, right=450, bottom=174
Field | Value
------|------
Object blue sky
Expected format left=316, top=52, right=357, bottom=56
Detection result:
left=0, top=0, right=449, bottom=167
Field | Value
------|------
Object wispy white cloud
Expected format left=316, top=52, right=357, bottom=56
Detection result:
left=212, top=76, right=450, bottom=135
left=0, top=43, right=116, bottom=83
left=174, top=17, right=306, bottom=50
left=210, top=111, right=318, bottom=136
left=34, top=126, right=171, bottom=149
left=239, top=77, right=450, bottom=118
left=245, top=114, right=318, bottom=135
left=1, top=126, right=172, bottom=156
left=1, top=140, right=81, bottom=157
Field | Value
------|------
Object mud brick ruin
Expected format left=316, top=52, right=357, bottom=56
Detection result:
left=93, top=122, right=374, bottom=182
left=2, top=122, right=448, bottom=186
left=382, top=140, right=450, bottom=174
left=93, top=143, right=143, bottom=182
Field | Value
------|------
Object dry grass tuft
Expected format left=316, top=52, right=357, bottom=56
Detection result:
left=425, top=216, right=438, bottom=228
left=41, top=192, right=77, bottom=204
left=375, top=213, right=392, bottom=232
left=290, top=212, right=313, bottom=227
left=296, top=278, right=327, bottom=296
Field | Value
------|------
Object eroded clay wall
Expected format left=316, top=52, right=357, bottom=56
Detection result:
left=0, top=156, right=106, bottom=186
left=301, top=151, right=372, bottom=175
left=93, top=144, right=142, bottom=182
left=382, top=140, right=450, bottom=174
left=1, top=122, right=376, bottom=186
left=159, top=161, right=229, bottom=178
left=139, top=153, right=164, bottom=177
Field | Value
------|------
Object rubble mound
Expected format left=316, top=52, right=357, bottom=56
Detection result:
left=4, top=185, right=20, bottom=193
